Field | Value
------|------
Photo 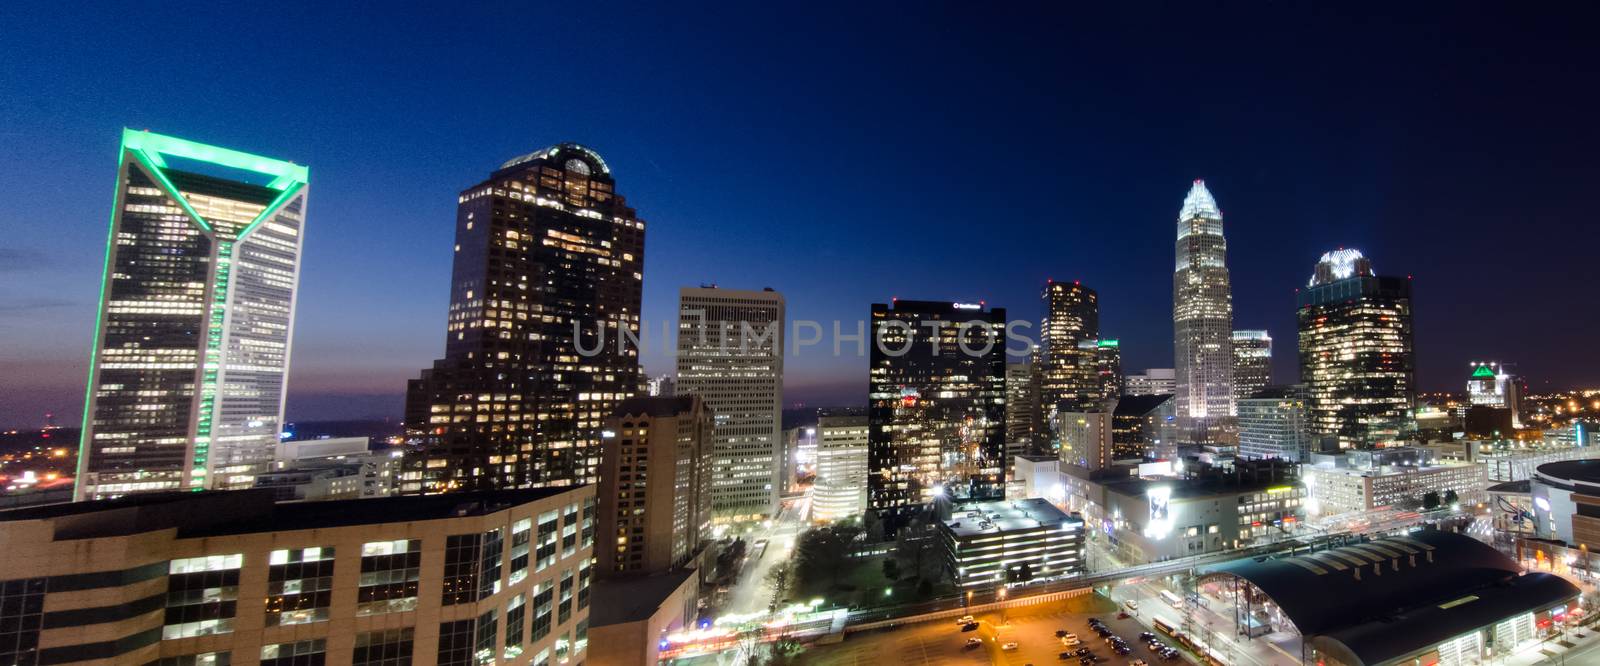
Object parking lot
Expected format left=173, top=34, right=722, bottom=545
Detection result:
left=798, top=593, right=1193, bottom=666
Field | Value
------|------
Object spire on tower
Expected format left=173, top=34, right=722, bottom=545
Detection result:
left=1179, top=179, right=1222, bottom=221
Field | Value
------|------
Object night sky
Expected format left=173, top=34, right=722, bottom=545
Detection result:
left=2, top=3, right=1597, bottom=429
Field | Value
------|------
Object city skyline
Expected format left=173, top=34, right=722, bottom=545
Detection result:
left=4, top=4, right=1600, bottom=428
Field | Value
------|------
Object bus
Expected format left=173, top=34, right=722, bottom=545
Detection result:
left=1160, top=590, right=1183, bottom=607
left=1153, top=618, right=1177, bottom=637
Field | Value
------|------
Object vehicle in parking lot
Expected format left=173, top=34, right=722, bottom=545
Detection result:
left=1074, top=647, right=1093, bottom=656
left=1056, top=630, right=1068, bottom=638
left=1131, top=660, right=1148, bottom=666
left=1061, top=638, right=1081, bottom=647
left=1139, top=632, right=1156, bottom=642
left=965, top=638, right=983, bottom=649
left=1001, top=642, right=1019, bottom=651
left=961, top=622, right=980, bottom=632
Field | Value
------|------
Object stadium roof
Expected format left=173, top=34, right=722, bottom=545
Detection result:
left=1201, top=530, right=1577, bottom=665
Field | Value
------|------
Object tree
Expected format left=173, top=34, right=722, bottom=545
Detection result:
left=795, top=524, right=863, bottom=590
left=1443, top=489, right=1460, bottom=506
left=1423, top=491, right=1442, bottom=510
left=1017, top=562, right=1034, bottom=583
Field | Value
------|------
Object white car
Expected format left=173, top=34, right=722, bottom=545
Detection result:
left=1132, top=660, right=1148, bottom=666
left=955, top=615, right=975, bottom=625
left=1061, top=633, right=1078, bottom=641
left=1001, top=642, right=1019, bottom=651
left=1061, top=638, right=1081, bottom=647
left=1125, top=599, right=1139, bottom=610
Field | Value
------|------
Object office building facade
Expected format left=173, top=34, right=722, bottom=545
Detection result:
left=1296, top=249, right=1416, bottom=449
left=813, top=412, right=869, bottom=523
left=1124, top=369, right=1176, bottom=397
left=868, top=300, right=1006, bottom=531
left=1110, top=394, right=1178, bottom=461
left=1004, top=359, right=1038, bottom=459
left=675, top=287, right=784, bottom=522
left=1095, top=339, right=1123, bottom=401
left=1238, top=385, right=1312, bottom=462
left=78, top=130, right=310, bottom=500
left=1172, top=180, right=1236, bottom=435
left=1230, top=330, right=1272, bottom=402
left=598, top=396, right=714, bottom=576
left=0, top=487, right=594, bottom=666
left=404, top=143, right=645, bottom=493
left=1040, top=281, right=1102, bottom=417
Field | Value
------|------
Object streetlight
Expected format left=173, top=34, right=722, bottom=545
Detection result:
left=998, top=587, right=1008, bottom=626
left=965, top=590, right=973, bottom=613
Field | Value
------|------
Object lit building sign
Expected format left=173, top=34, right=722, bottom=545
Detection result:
left=952, top=302, right=982, bottom=310
left=1145, top=486, right=1173, bottom=539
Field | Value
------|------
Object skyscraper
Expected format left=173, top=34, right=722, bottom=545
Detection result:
left=1004, top=358, right=1038, bottom=459
left=77, top=129, right=310, bottom=500
left=1095, top=339, right=1124, bottom=401
left=598, top=396, right=714, bottom=576
left=403, top=143, right=644, bottom=493
left=1231, top=330, right=1272, bottom=401
left=1172, top=180, right=1236, bottom=437
left=675, top=286, right=785, bottom=523
left=1041, top=281, right=1102, bottom=419
left=868, top=300, right=1006, bottom=531
left=1297, top=249, right=1416, bottom=449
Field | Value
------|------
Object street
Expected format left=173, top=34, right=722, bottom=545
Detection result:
left=723, top=496, right=811, bottom=616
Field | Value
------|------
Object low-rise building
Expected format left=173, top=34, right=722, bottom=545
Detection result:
left=0, top=486, right=595, bottom=666
left=1531, top=460, right=1600, bottom=549
left=1199, top=530, right=1578, bottom=666
left=1303, top=449, right=1486, bottom=517
left=938, top=498, right=1086, bottom=588
left=254, top=437, right=400, bottom=501
left=1062, top=459, right=1304, bottom=563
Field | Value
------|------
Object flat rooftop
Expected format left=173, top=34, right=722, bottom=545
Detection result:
left=943, top=497, right=1079, bottom=538
left=0, top=487, right=582, bottom=540
left=589, top=569, right=697, bottom=626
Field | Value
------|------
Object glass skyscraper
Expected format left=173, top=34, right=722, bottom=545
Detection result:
left=1296, top=249, right=1416, bottom=449
left=1231, top=330, right=1273, bottom=401
left=1172, top=180, right=1236, bottom=439
left=868, top=300, right=1006, bottom=532
left=403, top=143, right=644, bottom=493
left=1040, top=281, right=1102, bottom=418
left=77, top=130, right=310, bottom=500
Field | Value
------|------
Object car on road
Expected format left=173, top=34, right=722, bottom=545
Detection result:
left=955, top=615, right=975, bottom=625
left=965, top=638, right=983, bottom=649
left=961, top=622, right=980, bottom=632
left=1001, top=642, right=1019, bottom=651
left=1124, top=600, right=1139, bottom=610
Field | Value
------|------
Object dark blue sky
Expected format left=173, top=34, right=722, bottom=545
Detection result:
left=2, top=3, right=1597, bottom=428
